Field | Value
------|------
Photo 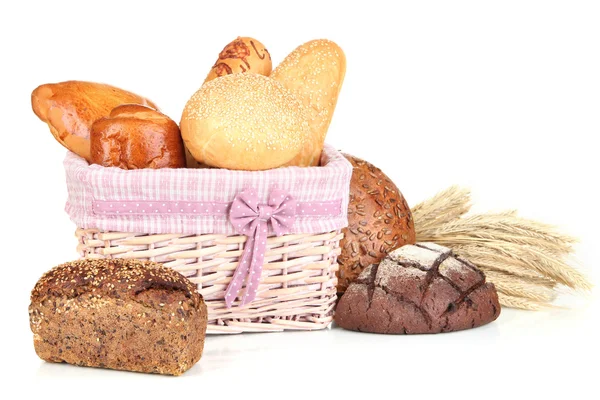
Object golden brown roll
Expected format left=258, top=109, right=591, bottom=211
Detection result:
left=181, top=73, right=309, bottom=171
left=271, top=39, right=346, bottom=167
left=90, top=105, right=185, bottom=169
left=205, top=37, right=272, bottom=83
left=31, top=81, right=157, bottom=162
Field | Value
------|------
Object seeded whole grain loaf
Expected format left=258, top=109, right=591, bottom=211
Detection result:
left=337, top=154, right=416, bottom=292
left=29, top=258, right=207, bottom=375
left=335, top=243, right=501, bottom=334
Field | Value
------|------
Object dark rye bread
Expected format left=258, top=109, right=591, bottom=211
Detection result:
left=29, top=258, right=207, bottom=375
left=335, top=243, right=500, bottom=334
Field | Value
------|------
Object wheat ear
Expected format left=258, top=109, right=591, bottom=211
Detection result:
left=454, top=243, right=591, bottom=291
left=421, top=212, right=577, bottom=255
left=496, top=292, right=550, bottom=311
left=482, top=270, right=557, bottom=302
left=411, top=186, right=471, bottom=233
left=411, top=186, right=592, bottom=310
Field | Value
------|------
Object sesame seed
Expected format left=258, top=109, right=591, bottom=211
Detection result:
left=30, top=258, right=201, bottom=311
left=181, top=73, right=310, bottom=169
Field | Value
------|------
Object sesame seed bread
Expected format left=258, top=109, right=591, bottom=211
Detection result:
left=31, top=81, right=157, bottom=162
left=271, top=39, right=346, bottom=167
left=180, top=73, right=310, bottom=171
left=185, top=36, right=272, bottom=168
left=29, top=259, right=207, bottom=376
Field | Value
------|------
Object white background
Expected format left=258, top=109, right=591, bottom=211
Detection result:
left=1, top=0, right=598, bottom=398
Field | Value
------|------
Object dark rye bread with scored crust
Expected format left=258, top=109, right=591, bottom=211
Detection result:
left=335, top=243, right=500, bottom=334
left=29, top=258, right=207, bottom=375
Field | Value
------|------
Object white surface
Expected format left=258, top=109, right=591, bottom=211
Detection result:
left=1, top=0, right=598, bottom=398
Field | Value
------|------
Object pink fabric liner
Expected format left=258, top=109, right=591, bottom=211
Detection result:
left=64, top=144, right=352, bottom=235
left=92, top=199, right=341, bottom=217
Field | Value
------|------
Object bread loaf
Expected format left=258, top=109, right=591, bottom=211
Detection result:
left=31, top=81, right=157, bottom=161
left=335, top=243, right=501, bottom=334
left=181, top=73, right=309, bottom=171
left=29, top=259, right=207, bottom=375
left=205, top=36, right=271, bottom=83
left=271, top=39, right=346, bottom=166
left=337, top=154, right=415, bottom=292
left=90, top=104, right=185, bottom=169
left=180, top=36, right=273, bottom=169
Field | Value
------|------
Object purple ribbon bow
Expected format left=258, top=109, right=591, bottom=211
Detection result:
left=225, top=188, right=297, bottom=308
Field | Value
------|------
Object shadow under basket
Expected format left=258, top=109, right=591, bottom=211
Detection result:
left=65, top=144, right=352, bottom=334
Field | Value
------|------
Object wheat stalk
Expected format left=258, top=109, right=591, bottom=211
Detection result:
left=422, top=213, right=577, bottom=254
left=475, top=259, right=555, bottom=284
left=482, top=270, right=557, bottom=302
left=455, top=243, right=591, bottom=291
left=411, top=185, right=471, bottom=232
left=496, top=292, right=549, bottom=311
left=411, top=186, right=592, bottom=310
left=424, top=233, right=573, bottom=255
left=478, top=265, right=556, bottom=288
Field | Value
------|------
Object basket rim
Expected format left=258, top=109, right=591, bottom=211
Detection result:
left=65, top=143, right=351, bottom=175
left=64, top=144, right=352, bottom=237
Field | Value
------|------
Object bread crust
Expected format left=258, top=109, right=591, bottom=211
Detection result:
left=90, top=104, right=185, bottom=169
left=337, top=154, right=416, bottom=292
left=181, top=73, right=309, bottom=171
left=31, top=81, right=157, bottom=162
left=29, top=259, right=207, bottom=375
left=180, top=36, right=273, bottom=169
left=335, top=244, right=501, bottom=334
left=271, top=39, right=346, bottom=166
left=205, top=36, right=272, bottom=83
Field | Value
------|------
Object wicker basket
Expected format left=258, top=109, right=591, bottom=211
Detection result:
left=64, top=145, right=352, bottom=334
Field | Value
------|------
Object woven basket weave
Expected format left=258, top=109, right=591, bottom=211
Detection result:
left=64, top=144, right=352, bottom=334
left=76, top=228, right=341, bottom=333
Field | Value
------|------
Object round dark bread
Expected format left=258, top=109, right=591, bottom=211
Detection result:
left=335, top=243, right=501, bottom=334
left=337, top=154, right=416, bottom=293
